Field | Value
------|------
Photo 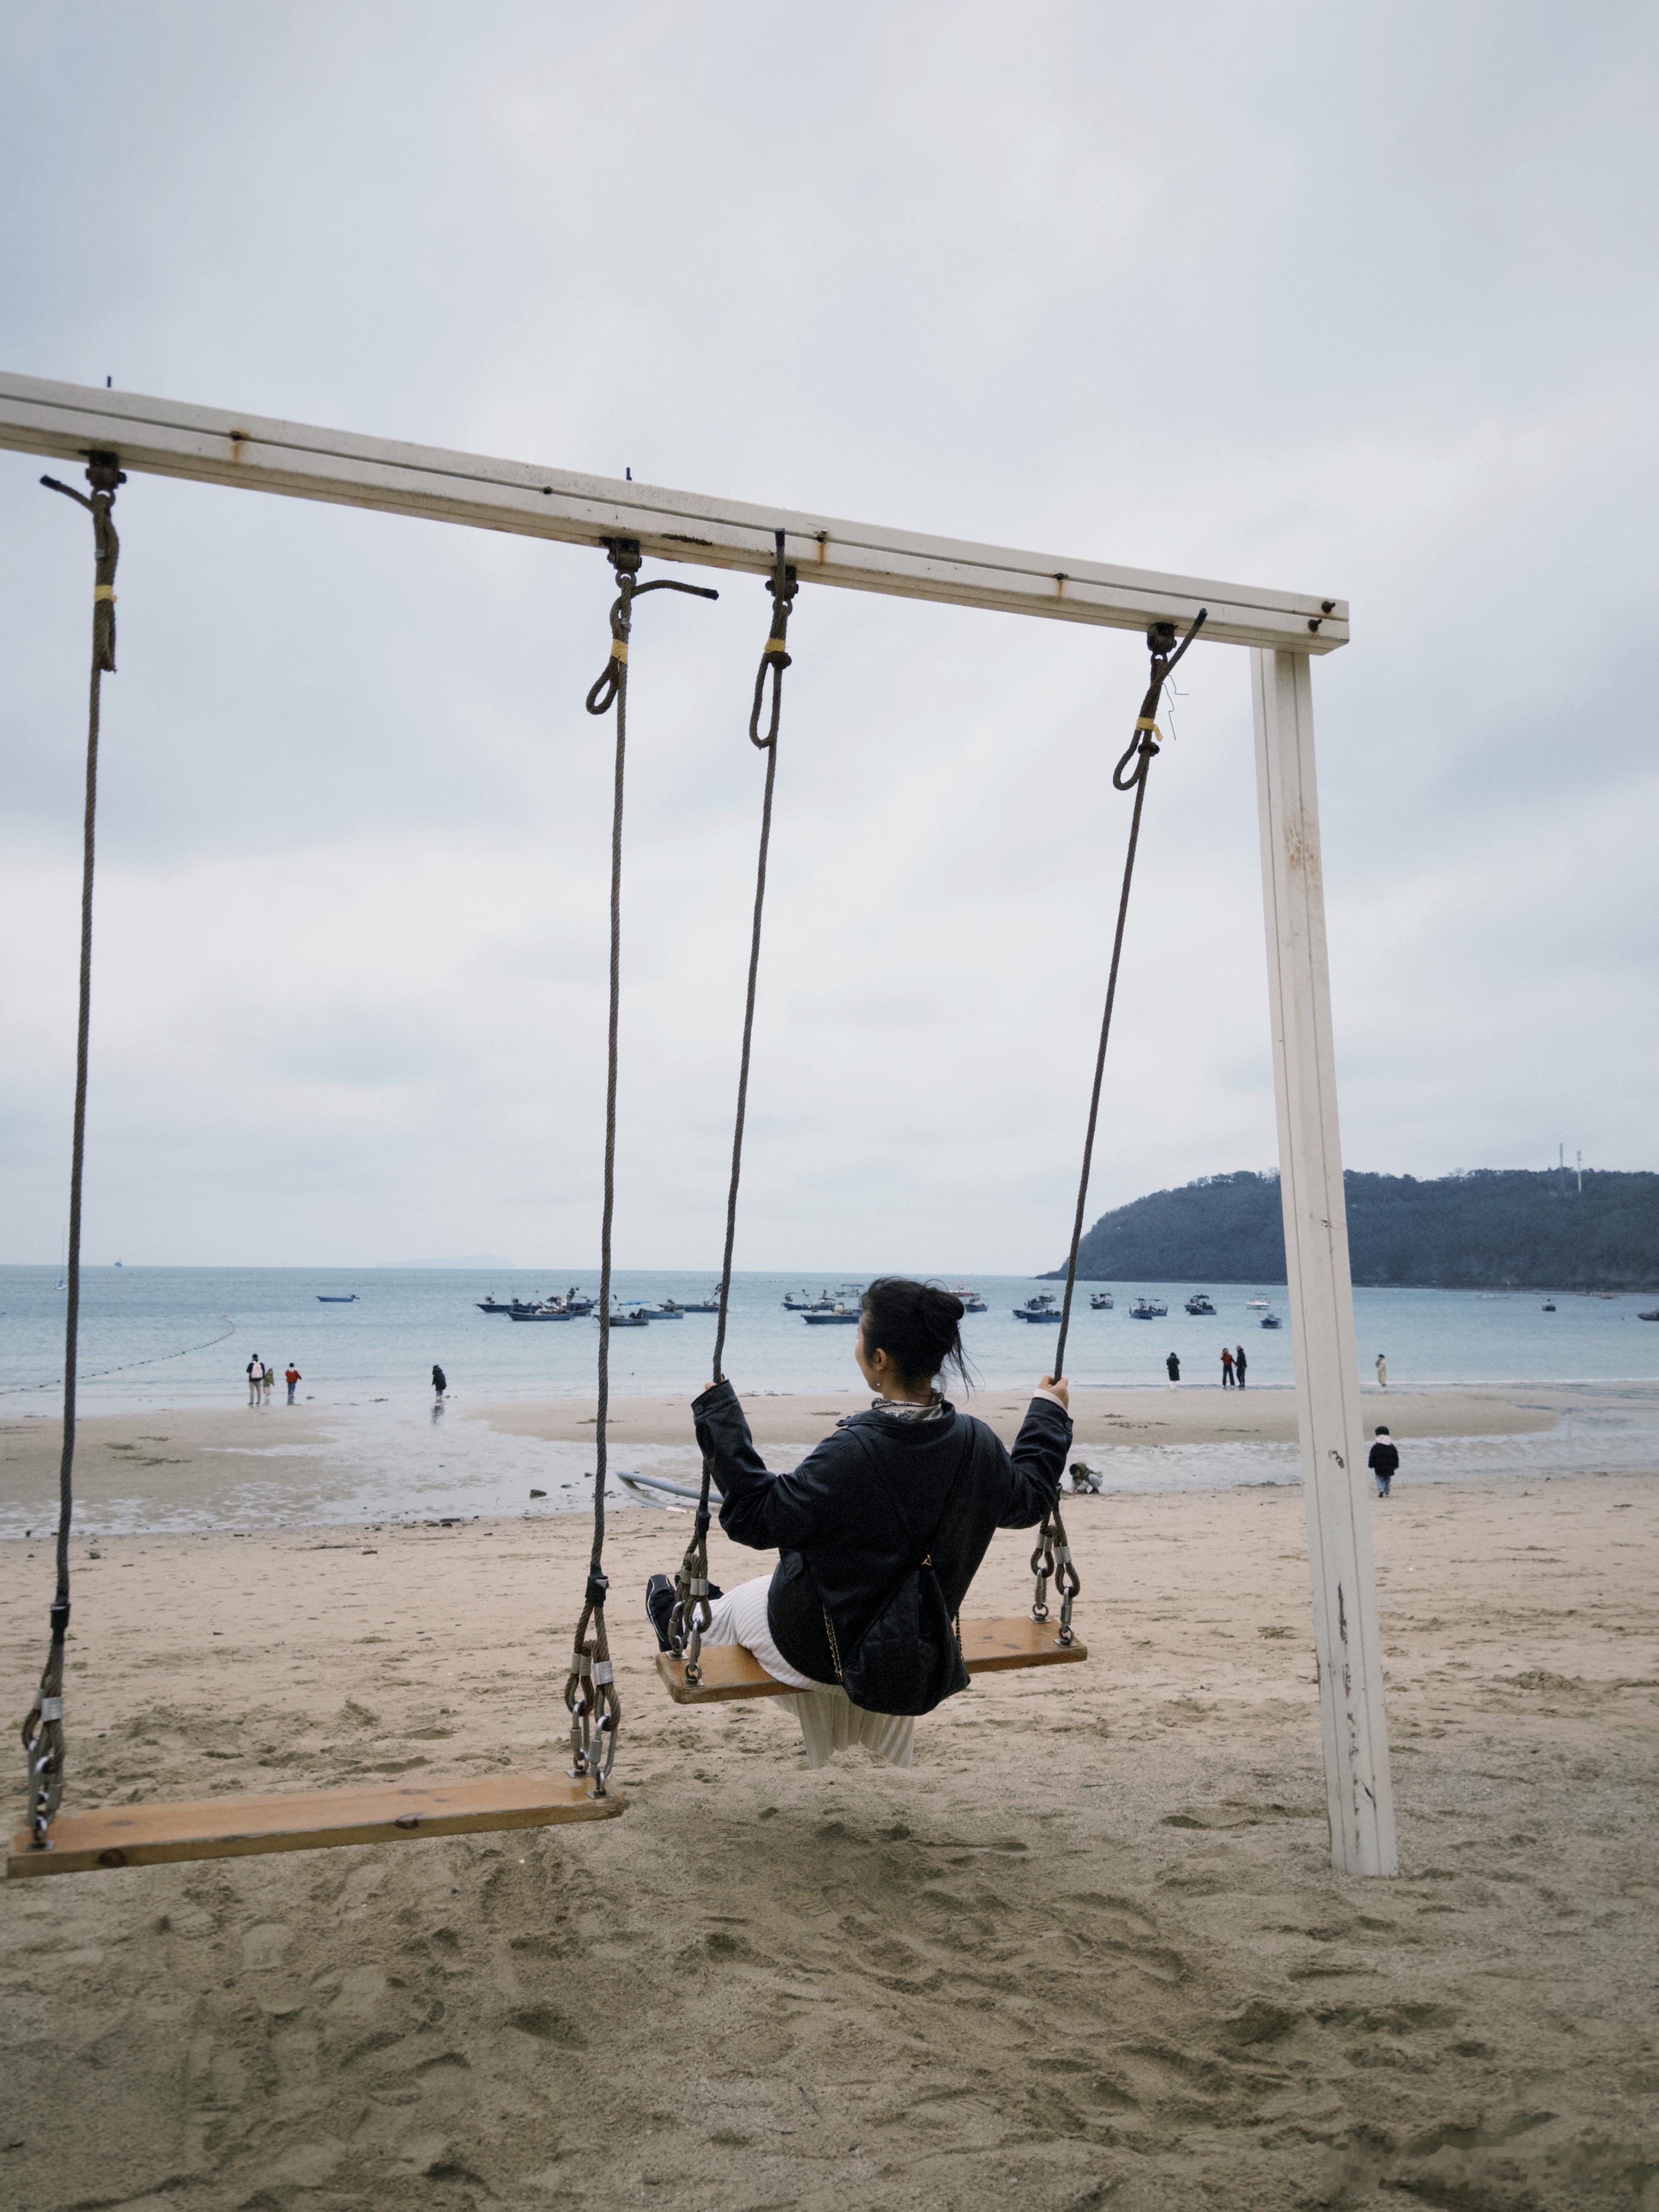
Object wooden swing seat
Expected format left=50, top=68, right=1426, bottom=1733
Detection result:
left=657, top=1614, right=1086, bottom=1705
left=7, top=1771, right=623, bottom=1880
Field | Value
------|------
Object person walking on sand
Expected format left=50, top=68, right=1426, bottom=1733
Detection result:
left=1368, top=1425, right=1399, bottom=1498
left=1375, top=1352, right=1388, bottom=1389
left=1221, top=1345, right=1235, bottom=1387
left=1234, top=1343, right=1248, bottom=1389
left=432, top=1364, right=447, bottom=1401
left=644, top=1278, right=1069, bottom=1769
left=246, top=1353, right=264, bottom=1407
left=284, top=1361, right=301, bottom=1406
left=1165, top=1351, right=1181, bottom=1388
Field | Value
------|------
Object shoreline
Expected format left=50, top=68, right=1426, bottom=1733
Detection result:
left=3, top=1383, right=1656, bottom=1541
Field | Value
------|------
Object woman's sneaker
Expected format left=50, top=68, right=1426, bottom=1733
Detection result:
left=644, top=1572, right=723, bottom=1654
left=645, top=1573, right=676, bottom=1652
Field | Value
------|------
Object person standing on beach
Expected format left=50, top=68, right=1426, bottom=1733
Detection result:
left=1368, top=1425, right=1399, bottom=1497
left=246, top=1353, right=264, bottom=1406
left=1376, top=1352, right=1388, bottom=1389
left=432, top=1364, right=447, bottom=1401
left=1165, top=1351, right=1181, bottom=1388
left=261, top=1360, right=274, bottom=1402
left=284, top=1362, right=300, bottom=1405
left=1234, top=1343, right=1248, bottom=1389
left=1221, top=1346, right=1235, bottom=1387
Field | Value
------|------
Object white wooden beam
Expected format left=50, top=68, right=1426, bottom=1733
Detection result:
left=0, top=374, right=1347, bottom=653
left=1252, top=647, right=1397, bottom=1877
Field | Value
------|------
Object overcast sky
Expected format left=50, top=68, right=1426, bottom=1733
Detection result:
left=2, top=2, right=1655, bottom=1273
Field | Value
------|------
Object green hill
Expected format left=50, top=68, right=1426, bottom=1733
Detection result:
left=1044, top=1169, right=1659, bottom=1291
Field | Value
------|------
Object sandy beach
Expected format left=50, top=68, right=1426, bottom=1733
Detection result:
left=2, top=1409, right=1655, bottom=2210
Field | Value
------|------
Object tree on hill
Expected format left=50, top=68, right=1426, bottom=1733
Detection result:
left=1046, top=1168, right=1659, bottom=1290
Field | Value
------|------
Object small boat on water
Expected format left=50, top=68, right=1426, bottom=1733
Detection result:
left=1014, top=1294, right=1062, bottom=1323
left=479, top=1296, right=542, bottom=1315
left=803, top=1304, right=860, bottom=1324
left=676, top=1290, right=723, bottom=1313
left=648, top=1301, right=686, bottom=1319
left=1184, top=1293, right=1216, bottom=1316
left=1542, top=1300, right=1557, bottom=1312
left=1090, top=1291, right=1114, bottom=1310
left=509, top=1304, right=580, bottom=1321
left=1129, top=1297, right=1167, bottom=1320
left=1246, top=1296, right=1270, bottom=1309
left=1639, top=1309, right=1659, bottom=1322
left=604, top=1305, right=652, bottom=1328
left=1260, top=1312, right=1284, bottom=1329
left=317, top=1294, right=359, bottom=1304
left=947, top=1283, right=988, bottom=1312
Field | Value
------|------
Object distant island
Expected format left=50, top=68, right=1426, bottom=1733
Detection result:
left=1043, top=1169, right=1659, bottom=1292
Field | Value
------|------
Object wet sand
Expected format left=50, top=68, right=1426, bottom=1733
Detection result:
left=2, top=1459, right=1655, bottom=2209
left=0, top=1382, right=1566, bottom=1533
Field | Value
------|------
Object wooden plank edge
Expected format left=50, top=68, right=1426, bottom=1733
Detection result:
left=8, top=1786, right=624, bottom=1878
left=656, top=1636, right=1090, bottom=1705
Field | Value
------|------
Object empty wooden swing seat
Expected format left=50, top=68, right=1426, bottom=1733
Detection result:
left=657, top=1615, right=1086, bottom=1705
left=8, top=1771, right=623, bottom=1881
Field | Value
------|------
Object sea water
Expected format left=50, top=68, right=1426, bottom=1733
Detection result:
left=3, top=1266, right=1656, bottom=1408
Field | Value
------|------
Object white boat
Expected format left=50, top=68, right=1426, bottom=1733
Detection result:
left=1089, top=1291, right=1114, bottom=1310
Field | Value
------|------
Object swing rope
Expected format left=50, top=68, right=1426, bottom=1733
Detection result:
left=568, top=540, right=717, bottom=1790
left=1031, top=609, right=1208, bottom=1645
left=673, top=530, right=797, bottom=1684
left=21, top=452, right=125, bottom=1851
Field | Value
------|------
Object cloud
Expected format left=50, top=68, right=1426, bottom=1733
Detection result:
left=1, top=1, right=1654, bottom=1267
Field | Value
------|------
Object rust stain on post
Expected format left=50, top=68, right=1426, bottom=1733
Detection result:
left=228, top=430, right=250, bottom=464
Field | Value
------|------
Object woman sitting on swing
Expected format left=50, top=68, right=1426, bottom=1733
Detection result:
left=645, top=1277, right=1071, bottom=1768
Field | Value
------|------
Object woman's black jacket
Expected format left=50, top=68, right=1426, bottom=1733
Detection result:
left=691, top=1379, right=1071, bottom=1687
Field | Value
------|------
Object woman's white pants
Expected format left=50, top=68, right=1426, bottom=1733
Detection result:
left=701, top=1574, right=916, bottom=1770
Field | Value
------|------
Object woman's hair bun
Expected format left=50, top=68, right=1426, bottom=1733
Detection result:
left=860, top=1278, right=970, bottom=1391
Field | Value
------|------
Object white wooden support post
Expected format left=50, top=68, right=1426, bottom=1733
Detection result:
left=1252, top=647, right=1397, bottom=1877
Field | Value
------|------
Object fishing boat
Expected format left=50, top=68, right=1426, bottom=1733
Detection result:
left=677, top=1290, right=723, bottom=1313
left=604, top=1305, right=652, bottom=1328
left=1541, top=1300, right=1557, bottom=1313
left=478, top=1296, right=541, bottom=1315
left=1246, top=1296, right=1270, bottom=1310
left=947, top=1283, right=988, bottom=1312
left=317, top=1294, right=359, bottom=1304
left=803, top=1304, right=860, bottom=1324
left=509, top=1302, right=580, bottom=1321
left=1014, top=1294, right=1062, bottom=1323
left=1639, top=1309, right=1659, bottom=1322
left=1090, top=1291, right=1114, bottom=1310
left=1184, top=1293, right=1215, bottom=1316
left=1129, top=1297, right=1167, bottom=1320
left=648, top=1301, right=686, bottom=1319
left=1260, top=1311, right=1283, bottom=1329
left=782, top=1289, right=831, bottom=1311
